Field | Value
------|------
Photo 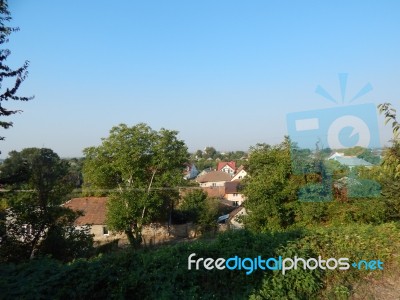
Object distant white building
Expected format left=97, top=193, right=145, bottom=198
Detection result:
left=328, top=152, right=373, bottom=168
left=231, top=165, right=247, bottom=181
left=328, top=152, right=345, bottom=160
left=217, top=207, right=247, bottom=229
left=229, top=207, right=247, bottom=229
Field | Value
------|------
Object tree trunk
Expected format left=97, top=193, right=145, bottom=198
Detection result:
left=125, top=224, right=142, bottom=248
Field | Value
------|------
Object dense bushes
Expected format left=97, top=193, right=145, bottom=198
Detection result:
left=1, top=224, right=399, bottom=299
left=0, top=230, right=288, bottom=299
left=295, top=198, right=388, bottom=227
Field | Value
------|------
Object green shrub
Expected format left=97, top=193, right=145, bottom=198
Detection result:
left=1, top=224, right=399, bottom=299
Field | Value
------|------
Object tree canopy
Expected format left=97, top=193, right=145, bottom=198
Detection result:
left=243, top=138, right=301, bottom=231
left=82, top=123, right=189, bottom=247
left=0, top=148, right=93, bottom=263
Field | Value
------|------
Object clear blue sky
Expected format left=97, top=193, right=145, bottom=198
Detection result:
left=2, top=0, right=400, bottom=158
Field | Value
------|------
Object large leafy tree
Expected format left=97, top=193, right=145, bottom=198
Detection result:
left=83, top=123, right=189, bottom=247
left=243, top=137, right=301, bottom=231
left=0, top=1, right=33, bottom=145
left=0, top=148, right=93, bottom=262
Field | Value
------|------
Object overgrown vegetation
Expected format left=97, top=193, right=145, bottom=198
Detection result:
left=1, top=224, right=399, bottom=299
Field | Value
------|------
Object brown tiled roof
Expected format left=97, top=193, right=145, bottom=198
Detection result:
left=63, top=197, right=108, bottom=226
left=229, top=206, right=245, bottom=220
left=196, top=171, right=232, bottom=183
left=225, top=181, right=240, bottom=194
left=202, top=186, right=225, bottom=198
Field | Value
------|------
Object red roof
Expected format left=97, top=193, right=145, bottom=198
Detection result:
left=217, top=161, right=236, bottom=172
left=63, top=197, right=108, bottom=226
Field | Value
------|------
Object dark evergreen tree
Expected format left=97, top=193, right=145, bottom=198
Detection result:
left=0, top=0, right=33, bottom=144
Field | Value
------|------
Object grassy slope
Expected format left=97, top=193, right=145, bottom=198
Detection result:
left=1, top=223, right=400, bottom=299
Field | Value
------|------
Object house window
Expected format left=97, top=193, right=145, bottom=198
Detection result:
left=233, top=193, right=238, bottom=197
left=233, top=201, right=239, bottom=207
left=103, top=226, right=109, bottom=235
left=212, top=183, right=217, bottom=187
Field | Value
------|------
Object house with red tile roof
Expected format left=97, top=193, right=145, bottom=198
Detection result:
left=63, top=197, right=117, bottom=242
left=63, top=197, right=198, bottom=244
left=217, top=161, right=236, bottom=175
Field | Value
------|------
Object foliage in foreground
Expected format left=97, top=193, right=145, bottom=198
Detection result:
left=0, top=148, right=93, bottom=263
left=1, top=223, right=399, bottom=300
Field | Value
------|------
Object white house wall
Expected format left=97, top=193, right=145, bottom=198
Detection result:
left=224, top=193, right=245, bottom=206
left=232, top=170, right=247, bottom=181
left=200, top=181, right=227, bottom=188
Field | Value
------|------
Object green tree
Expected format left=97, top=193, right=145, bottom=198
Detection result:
left=195, top=149, right=203, bottom=159
left=176, top=190, right=219, bottom=234
left=198, top=197, right=219, bottom=233
left=66, top=157, right=85, bottom=188
left=378, top=102, right=400, bottom=141
left=83, top=123, right=189, bottom=247
left=342, top=146, right=365, bottom=156
left=378, top=103, right=400, bottom=177
left=0, top=1, right=33, bottom=144
left=179, top=189, right=207, bottom=223
left=203, top=146, right=217, bottom=159
left=378, top=103, right=400, bottom=220
left=0, top=148, right=93, bottom=262
left=221, top=150, right=247, bottom=161
left=193, top=158, right=215, bottom=172
left=243, top=138, right=300, bottom=232
left=357, top=149, right=381, bottom=165
left=0, top=148, right=74, bottom=203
